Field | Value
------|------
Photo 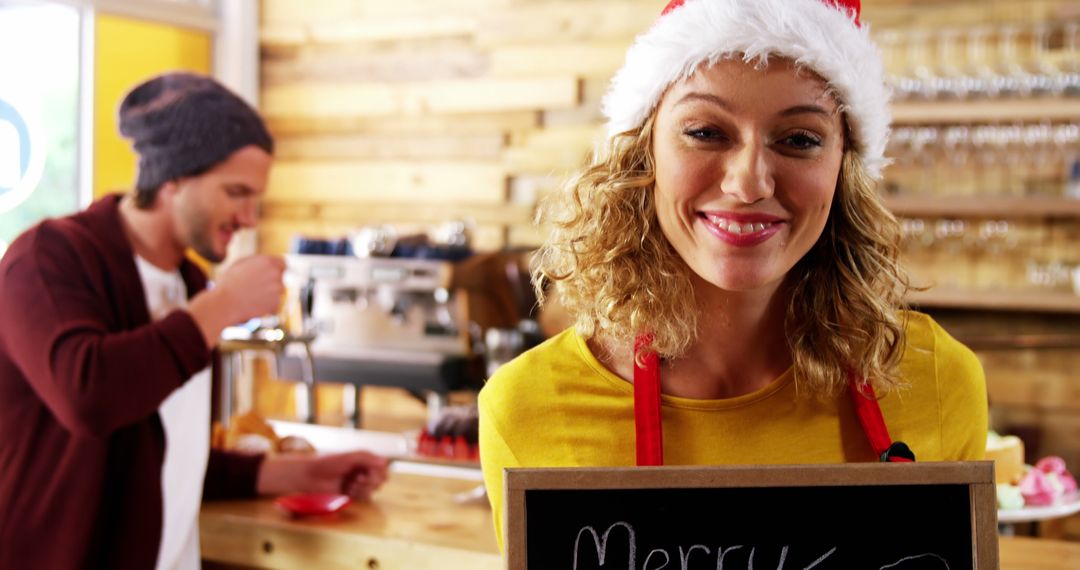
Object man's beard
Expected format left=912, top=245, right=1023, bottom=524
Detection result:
left=187, top=211, right=227, bottom=263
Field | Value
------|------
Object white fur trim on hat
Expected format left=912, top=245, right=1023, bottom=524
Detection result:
left=602, top=0, right=891, bottom=179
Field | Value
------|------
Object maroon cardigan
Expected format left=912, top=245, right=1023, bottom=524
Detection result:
left=0, top=195, right=262, bottom=569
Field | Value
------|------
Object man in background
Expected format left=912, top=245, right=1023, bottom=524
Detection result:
left=0, top=72, right=388, bottom=569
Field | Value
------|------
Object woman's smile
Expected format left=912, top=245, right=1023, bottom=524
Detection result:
left=697, top=211, right=786, bottom=246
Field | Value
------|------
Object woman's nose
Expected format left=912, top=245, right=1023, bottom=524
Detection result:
left=720, top=142, right=775, bottom=204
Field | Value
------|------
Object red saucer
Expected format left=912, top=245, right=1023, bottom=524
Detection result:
left=274, top=493, right=351, bottom=517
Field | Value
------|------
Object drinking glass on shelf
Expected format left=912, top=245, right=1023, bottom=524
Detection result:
left=1013, top=221, right=1049, bottom=291
left=933, top=28, right=969, bottom=99
left=1022, top=22, right=1057, bottom=96
left=904, top=28, right=939, bottom=100
left=899, top=217, right=924, bottom=250
left=1026, top=259, right=1049, bottom=289
left=972, top=125, right=1006, bottom=197
left=1001, top=122, right=1027, bottom=197
left=876, top=29, right=910, bottom=100
left=936, top=126, right=975, bottom=197
left=995, top=24, right=1033, bottom=98
left=883, top=127, right=914, bottom=195
left=899, top=217, right=935, bottom=253
left=898, top=217, right=934, bottom=287
left=964, top=26, right=1000, bottom=98
left=1045, top=220, right=1080, bottom=281
left=1056, top=261, right=1078, bottom=292
left=1028, top=260, right=1073, bottom=291
left=1020, top=122, right=1056, bottom=196
left=931, top=218, right=970, bottom=288
left=910, top=126, right=940, bottom=197
left=972, top=220, right=1015, bottom=290
left=1059, top=21, right=1080, bottom=95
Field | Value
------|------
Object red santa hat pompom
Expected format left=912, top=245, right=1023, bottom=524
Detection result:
left=602, top=0, right=891, bottom=179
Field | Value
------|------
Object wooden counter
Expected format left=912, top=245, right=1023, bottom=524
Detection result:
left=200, top=470, right=499, bottom=570
left=201, top=470, right=1080, bottom=570
left=1000, top=535, right=1080, bottom=570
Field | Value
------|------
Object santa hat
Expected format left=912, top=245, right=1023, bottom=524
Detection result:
left=602, top=0, right=890, bottom=180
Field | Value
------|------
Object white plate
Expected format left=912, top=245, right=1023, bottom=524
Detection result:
left=998, top=495, right=1080, bottom=523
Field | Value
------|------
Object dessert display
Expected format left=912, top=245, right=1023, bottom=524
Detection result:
left=415, top=405, right=479, bottom=462
left=211, top=412, right=316, bottom=455
left=988, top=431, right=1079, bottom=512
left=1018, top=457, right=1079, bottom=507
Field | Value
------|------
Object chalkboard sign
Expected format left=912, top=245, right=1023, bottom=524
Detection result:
left=505, top=462, right=997, bottom=569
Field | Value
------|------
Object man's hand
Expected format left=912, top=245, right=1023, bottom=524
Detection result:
left=256, top=451, right=390, bottom=501
left=187, top=255, right=285, bottom=348
left=212, top=255, right=285, bottom=323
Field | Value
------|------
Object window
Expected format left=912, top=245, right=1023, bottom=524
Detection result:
left=0, top=2, right=80, bottom=257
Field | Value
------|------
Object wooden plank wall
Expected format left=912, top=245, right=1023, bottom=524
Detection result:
left=258, top=0, right=664, bottom=254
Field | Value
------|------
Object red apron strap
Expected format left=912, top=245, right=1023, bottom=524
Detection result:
left=633, top=335, right=664, bottom=466
left=631, top=341, right=913, bottom=466
left=847, top=371, right=914, bottom=463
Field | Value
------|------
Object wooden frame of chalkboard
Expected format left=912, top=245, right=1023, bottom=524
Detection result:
left=505, top=462, right=997, bottom=570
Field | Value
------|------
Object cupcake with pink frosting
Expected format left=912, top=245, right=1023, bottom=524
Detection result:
left=1018, top=456, right=1079, bottom=507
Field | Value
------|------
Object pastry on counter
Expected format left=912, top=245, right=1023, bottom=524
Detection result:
left=985, top=431, right=1025, bottom=485
left=212, top=412, right=315, bottom=456
left=277, top=435, right=316, bottom=454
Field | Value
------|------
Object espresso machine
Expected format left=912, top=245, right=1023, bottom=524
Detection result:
left=286, top=254, right=466, bottom=356
left=281, top=254, right=481, bottom=426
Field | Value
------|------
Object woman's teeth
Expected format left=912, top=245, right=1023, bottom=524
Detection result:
left=705, top=216, right=772, bottom=235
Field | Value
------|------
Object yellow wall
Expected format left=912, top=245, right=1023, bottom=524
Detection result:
left=93, top=14, right=212, bottom=198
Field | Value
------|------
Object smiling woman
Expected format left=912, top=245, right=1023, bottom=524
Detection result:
left=479, top=0, right=988, bottom=551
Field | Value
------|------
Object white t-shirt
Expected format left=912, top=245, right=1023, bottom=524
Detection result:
left=134, top=255, right=211, bottom=570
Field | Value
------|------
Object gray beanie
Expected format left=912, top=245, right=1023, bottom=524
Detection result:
left=118, top=72, right=274, bottom=197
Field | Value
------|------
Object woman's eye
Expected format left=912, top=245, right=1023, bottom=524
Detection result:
left=683, top=127, right=727, bottom=142
left=780, top=132, right=823, bottom=150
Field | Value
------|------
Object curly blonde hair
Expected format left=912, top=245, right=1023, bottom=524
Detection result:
left=533, top=113, right=913, bottom=396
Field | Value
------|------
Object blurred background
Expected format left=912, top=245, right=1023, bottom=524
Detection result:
left=2, top=0, right=1079, bottom=553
